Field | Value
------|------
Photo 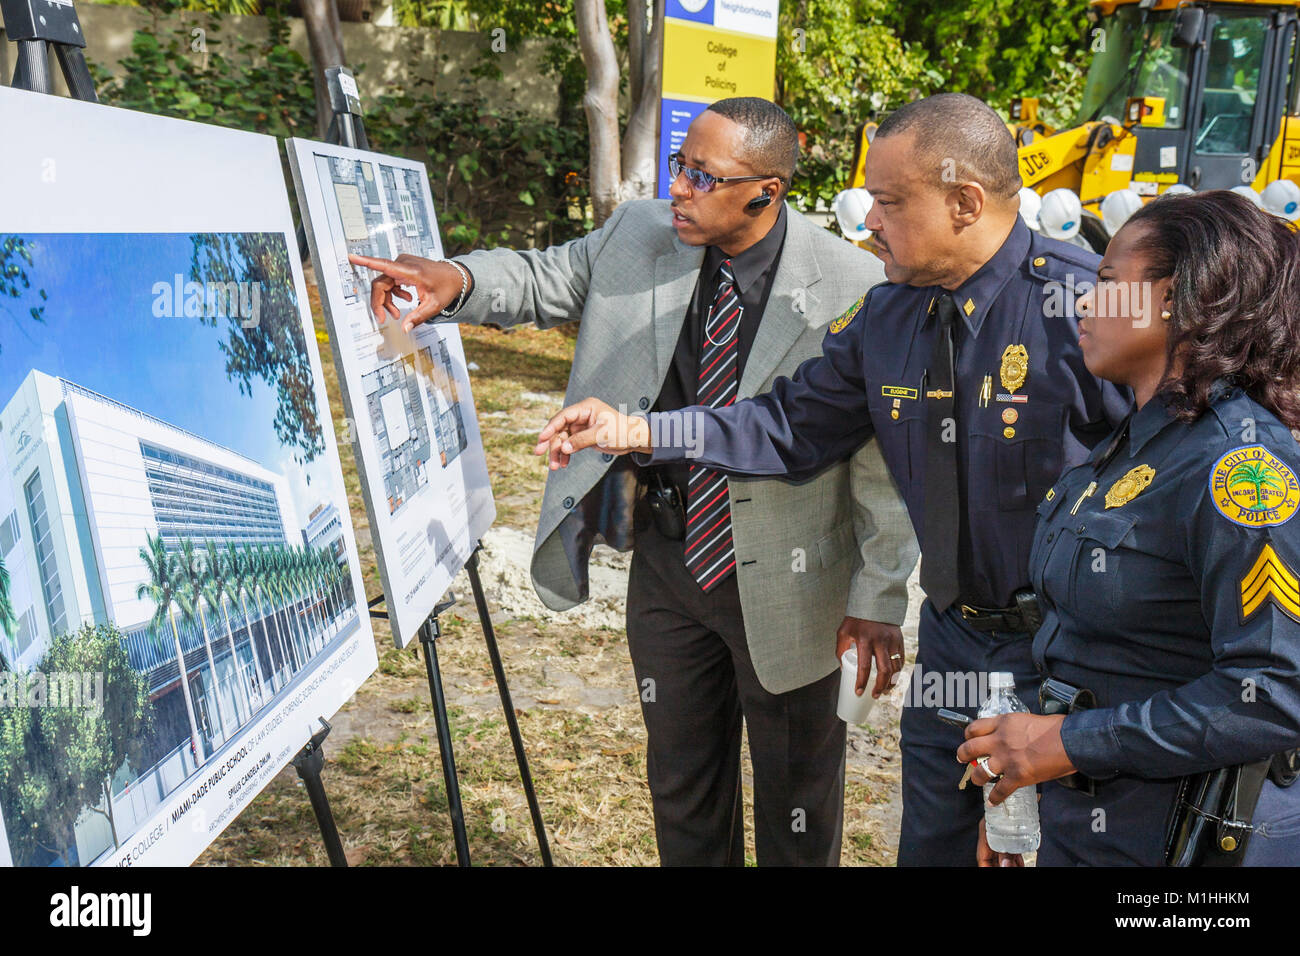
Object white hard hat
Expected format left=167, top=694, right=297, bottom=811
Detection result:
left=1017, top=187, right=1043, bottom=231
left=1261, top=179, right=1300, bottom=221
left=1038, top=188, right=1082, bottom=241
left=1100, top=188, right=1144, bottom=235
left=1162, top=183, right=1194, bottom=197
left=1230, top=185, right=1263, bottom=208
left=832, top=188, right=874, bottom=239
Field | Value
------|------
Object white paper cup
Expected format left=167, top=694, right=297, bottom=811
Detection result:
left=837, top=646, right=876, bottom=725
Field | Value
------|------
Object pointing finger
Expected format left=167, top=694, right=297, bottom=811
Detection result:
left=349, top=253, right=424, bottom=283
left=539, top=404, right=592, bottom=443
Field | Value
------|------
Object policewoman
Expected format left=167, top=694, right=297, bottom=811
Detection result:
left=536, top=93, right=1130, bottom=865
left=959, top=190, right=1300, bottom=865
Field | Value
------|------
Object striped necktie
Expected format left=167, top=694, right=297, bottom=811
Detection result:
left=684, top=259, right=740, bottom=592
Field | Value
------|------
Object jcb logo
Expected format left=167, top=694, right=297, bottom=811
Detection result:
left=1021, top=150, right=1050, bottom=178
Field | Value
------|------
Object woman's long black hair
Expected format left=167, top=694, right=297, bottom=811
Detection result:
left=1124, top=190, right=1300, bottom=429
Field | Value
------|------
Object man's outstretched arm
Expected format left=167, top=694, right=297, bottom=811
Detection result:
left=535, top=301, right=876, bottom=482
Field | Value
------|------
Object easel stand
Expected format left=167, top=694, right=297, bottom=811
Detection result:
left=1, top=0, right=98, bottom=100
left=291, top=718, right=348, bottom=867
left=419, top=597, right=471, bottom=865
left=283, top=65, right=372, bottom=861
left=371, top=542, right=553, bottom=866
left=281, top=66, right=373, bottom=868
left=297, top=66, right=366, bottom=259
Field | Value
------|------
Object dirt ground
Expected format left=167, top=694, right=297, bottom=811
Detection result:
left=197, top=278, right=924, bottom=867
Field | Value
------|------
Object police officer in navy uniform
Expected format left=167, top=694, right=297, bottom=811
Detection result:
left=958, top=191, right=1300, bottom=865
left=537, top=93, right=1130, bottom=865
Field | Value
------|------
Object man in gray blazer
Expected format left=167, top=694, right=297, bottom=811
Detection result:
left=351, top=98, right=917, bottom=866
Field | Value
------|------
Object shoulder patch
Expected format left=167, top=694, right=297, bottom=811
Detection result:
left=1210, top=445, right=1300, bottom=527
left=829, top=294, right=865, bottom=334
left=1240, top=541, right=1300, bottom=623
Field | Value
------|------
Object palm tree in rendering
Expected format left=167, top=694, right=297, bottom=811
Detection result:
left=300, top=546, right=325, bottom=649
left=176, top=537, right=229, bottom=744
left=0, top=553, right=19, bottom=660
left=269, top=545, right=304, bottom=672
left=254, top=543, right=295, bottom=676
left=137, top=533, right=205, bottom=767
left=225, top=542, right=269, bottom=701
left=315, top=549, right=337, bottom=633
left=203, top=539, right=252, bottom=725
left=294, top=546, right=318, bottom=654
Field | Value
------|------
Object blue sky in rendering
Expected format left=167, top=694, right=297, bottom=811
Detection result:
left=0, top=233, right=341, bottom=526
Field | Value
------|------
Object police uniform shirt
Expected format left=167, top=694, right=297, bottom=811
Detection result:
left=1032, top=383, right=1300, bottom=766
left=637, top=217, right=1130, bottom=609
left=648, top=202, right=787, bottom=505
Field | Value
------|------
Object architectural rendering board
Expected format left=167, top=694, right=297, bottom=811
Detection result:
left=0, top=87, right=378, bottom=867
left=288, top=139, right=495, bottom=649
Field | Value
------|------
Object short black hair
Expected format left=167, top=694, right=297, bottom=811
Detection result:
left=706, top=97, right=798, bottom=196
left=874, top=93, right=1021, bottom=200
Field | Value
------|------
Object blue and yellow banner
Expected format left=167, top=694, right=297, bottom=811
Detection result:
left=657, top=0, right=780, bottom=198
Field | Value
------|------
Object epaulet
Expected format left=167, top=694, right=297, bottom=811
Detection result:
left=1025, top=233, right=1101, bottom=283
left=1207, top=389, right=1300, bottom=453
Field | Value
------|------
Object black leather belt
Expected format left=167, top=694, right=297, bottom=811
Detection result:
left=959, top=588, right=1043, bottom=633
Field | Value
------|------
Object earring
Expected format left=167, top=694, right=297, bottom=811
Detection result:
left=1161, top=310, right=1172, bottom=321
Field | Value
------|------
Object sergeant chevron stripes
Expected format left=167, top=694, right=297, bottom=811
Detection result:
left=1240, top=542, right=1300, bottom=623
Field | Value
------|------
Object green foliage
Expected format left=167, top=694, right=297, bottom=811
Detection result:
left=189, top=232, right=326, bottom=465
left=367, top=78, right=592, bottom=249
left=391, top=0, right=475, bottom=30
left=94, top=3, right=316, bottom=137
left=90, top=6, right=589, bottom=252
left=777, top=0, right=940, bottom=212
left=903, top=0, right=1091, bottom=111
left=777, top=0, right=1094, bottom=207
left=0, top=622, right=153, bottom=867
left=87, top=0, right=1097, bottom=231
left=0, top=236, right=48, bottom=351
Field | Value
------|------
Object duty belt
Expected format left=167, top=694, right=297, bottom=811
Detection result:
left=959, top=588, right=1043, bottom=634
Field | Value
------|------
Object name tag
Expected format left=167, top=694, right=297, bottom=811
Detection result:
left=882, top=386, right=918, bottom=400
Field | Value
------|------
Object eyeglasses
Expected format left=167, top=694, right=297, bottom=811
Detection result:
left=668, top=152, right=780, bottom=193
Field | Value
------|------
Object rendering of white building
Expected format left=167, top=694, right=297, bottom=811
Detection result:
left=302, top=500, right=345, bottom=562
left=0, top=370, right=354, bottom=865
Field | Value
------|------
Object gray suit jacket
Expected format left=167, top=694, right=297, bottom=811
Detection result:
left=444, top=198, right=918, bottom=694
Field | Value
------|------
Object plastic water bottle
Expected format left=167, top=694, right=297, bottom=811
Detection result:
left=978, top=672, right=1041, bottom=854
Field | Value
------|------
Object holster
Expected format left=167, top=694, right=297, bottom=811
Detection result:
left=960, top=588, right=1043, bottom=633
left=1038, top=677, right=1098, bottom=796
left=1164, top=750, right=1300, bottom=867
left=643, top=469, right=685, bottom=541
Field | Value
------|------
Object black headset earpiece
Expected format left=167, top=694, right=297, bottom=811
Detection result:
left=746, top=193, right=773, bottom=211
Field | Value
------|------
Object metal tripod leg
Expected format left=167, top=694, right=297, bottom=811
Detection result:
left=420, top=613, right=472, bottom=866
left=291, top=717, right=347, bottom=867
left=466, top=547, right=553, bottom=866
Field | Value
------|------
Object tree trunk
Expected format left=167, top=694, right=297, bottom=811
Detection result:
left=300, top=0, right=348, bottom=140
left=623, top=0, right=664, bottom=201
left=575, top=0, right=626, bottom=225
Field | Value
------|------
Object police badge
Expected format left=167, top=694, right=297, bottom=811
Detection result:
left=1105, top=464, right=1156, bottom=509
left=1000, top=344, right=1029, bottom=394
